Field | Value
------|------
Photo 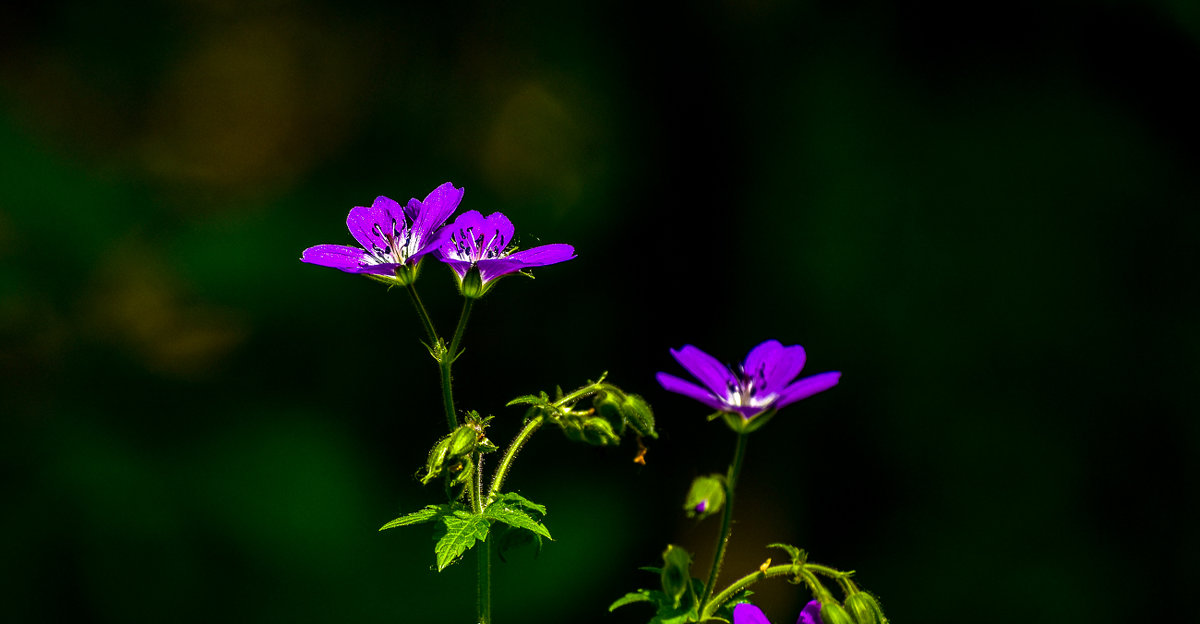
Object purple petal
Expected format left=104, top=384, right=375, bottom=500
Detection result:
left=670, top=345, right=736, bottom=397
left=744, top=340, right=807, bottom=395
left=347, top=197, right=404, bottom=253
left=301, top=244, right=367, bottom=272
left=797, top=600, right=823, bottom=624
left=408, top=182, right=463, bottom=250
left=776, top=372, right=841, bottom=409
left=504, top=243, right=576, bottom=268
left=352, top=262, right=405, bottom=276
left=733, top=603, right=771, bottom=624
left=481, top=212, right=515, bottom=254
left=441, top=210, right=487, bottom=261
left=656, top=372, right=728, bottom=412
left=439, top=257, right=473, bottom=279
left=475, top=243, right=576, bottom=282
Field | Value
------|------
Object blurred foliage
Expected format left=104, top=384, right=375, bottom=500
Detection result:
left=2, top=1, right=1198, bottom=623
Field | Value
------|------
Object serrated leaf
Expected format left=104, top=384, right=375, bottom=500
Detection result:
left=609, top=590, right=654, bottom=611
left=483, top=504, right=552, bottom=540
left=495, top=491, right=547, bottom=515
left=434, top=513, right=490, bottom=571
left=379, top=504, right=447, bottom=531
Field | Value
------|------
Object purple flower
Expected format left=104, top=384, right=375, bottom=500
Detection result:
left=436, top=210, right=575, bottom=296
left=300, top=182, right=464, bottom=284
left=733, top=601, right=824, bottom=624
left=656, top=340, right=840, bottom=421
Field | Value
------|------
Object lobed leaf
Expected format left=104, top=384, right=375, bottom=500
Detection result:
left=378, top=504, right=448, bottom=531
left=609, top=590, right=654, bottom=611
left=483, top=504, right=552, bottom=540
left=434, top=513, right=490, bottom=571
left=494, top=491, right=547, bottom=516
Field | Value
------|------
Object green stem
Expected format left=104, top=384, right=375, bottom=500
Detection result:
left=472, top=448, right=490, bottom=623
left=701, top=563, right=854, bottom=619
left=477, top=536, right=492, bottom=624
left=487, top=415, right=545, bottom=501
left=700, top=433, right=748, bottom=608
left=404, top=284, right=439, bottom=346
left=702, top=564, right=795, bottom=620
left=438, top=298, right=474, bottom=431
left=486, top=380, right=604, bottom=501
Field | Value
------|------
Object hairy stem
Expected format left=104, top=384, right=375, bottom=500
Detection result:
left=477, top=537, right=492, bottom=624
left=487, top=415, right=545, bottom=501
left=405, top=284, right=439, bottom=346
left=702, top=564, right=795, bottom=620
left=438, top=298, right=474, bottom=431
left=486, top=380, right=604, bottom=501
left=700, top=433, right=748, bottom=608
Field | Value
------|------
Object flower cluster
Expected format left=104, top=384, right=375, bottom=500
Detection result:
left=301, top=182, right=574, bottom=291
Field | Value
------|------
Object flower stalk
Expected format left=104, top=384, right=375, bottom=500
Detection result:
left=438, top=297, right=474, bottom=431
left=700, top=432, right=748, bottom=607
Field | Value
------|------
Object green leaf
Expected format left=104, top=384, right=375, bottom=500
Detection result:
left=494, top=491, right=547, bottom=515
left=434, top=513, right=490, bottom=571
left=483, top=503, right=552, bottom=540
left=378, top=504, right=447, bottom=531
left=609, top=590, right=654, bottom=611
left=506, top=394, right=547, bottom=407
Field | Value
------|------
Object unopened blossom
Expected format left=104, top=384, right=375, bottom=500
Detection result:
left=436, top=210, right=575, bottom=296
left=656, top=340, right=840, bottom=420
left=301, top=182, right=464, bottom=284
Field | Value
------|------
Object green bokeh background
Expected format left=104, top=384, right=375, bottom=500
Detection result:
left=3, top=1, right=1197, bottom=622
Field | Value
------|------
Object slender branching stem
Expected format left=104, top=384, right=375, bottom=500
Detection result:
left=487, top=379, right=606, bottom=502
left=701, top=562, right=855, bottom=619
left=487, top=415, right=544, bottom=502
left=438, top=298, right=474, bottom=431
left=477, top=536, right=492, bottom=624
left=404, top=284, right=439, bottom=346
left=702, top=564, right=795, bottom=620
left=700, top=433, right=748, bottom=608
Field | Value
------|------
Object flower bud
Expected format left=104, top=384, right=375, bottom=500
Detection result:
left=620, top=393, right=657, bottom=438
left=420, top=434, right=453, bottom=485
left=683, top=475, right=725, bottom=520
left=582, top=417, right=620, bottom=446
left=593, top=391, right=623, bottom=422
left=820, top=602, right=856, bottom=624
left=844, top=592, right=884, bottom=624
left=447, top=425, right=478, bottom=458
left=459, top=267, right=486, bottom=299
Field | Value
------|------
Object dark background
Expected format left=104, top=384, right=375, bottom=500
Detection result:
left=3, top=1, right=1197, bottom=622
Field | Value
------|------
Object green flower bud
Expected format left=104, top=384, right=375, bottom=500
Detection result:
left=447, top=425, right=478, bottom=458
left=660, top=545, right=693, bottom=608
left=844, top=592, right=885, bottom=624
left=593, top=391, right=623, bottom=422
left=621, top=394, right=657, bottom=438
left=820, top=602, right=856, bottom=624
left=448, top=455, right=474, bottom=487
left=582, top=417, right=620, bottom=446
left=459, top=267, right=486, bottom=299
left=420, top=434, right=453, bottom=485
left=683, top=474, right=726, bottom=519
